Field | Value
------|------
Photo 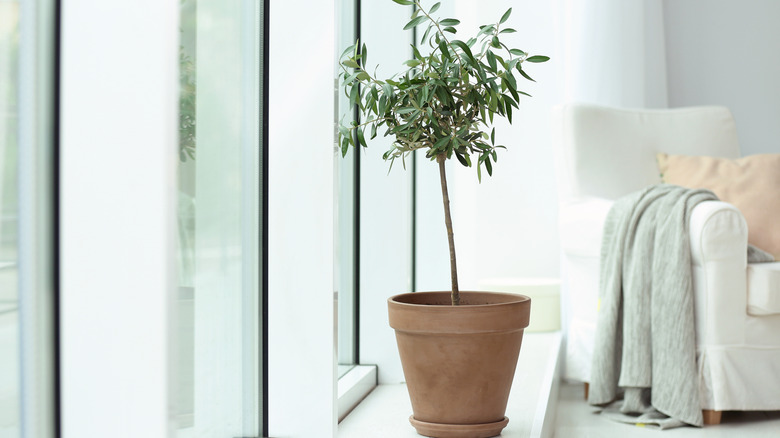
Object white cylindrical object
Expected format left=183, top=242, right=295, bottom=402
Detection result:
left=478, top=278, right=561, bottom=332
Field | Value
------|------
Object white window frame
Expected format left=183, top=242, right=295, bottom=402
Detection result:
left=18, top=0, right=57, bottom=436
left=267, top=0, right=338, bottom=436
left=59, top=1, right=179, bottom=437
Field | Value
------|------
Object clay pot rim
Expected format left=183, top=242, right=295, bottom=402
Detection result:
left=388, top=290, right=530, bottom=309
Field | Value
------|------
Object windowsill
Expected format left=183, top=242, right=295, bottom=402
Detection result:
left=338, top=364, right=377, bottom=422
left=338, top=332, right=562, bottom=438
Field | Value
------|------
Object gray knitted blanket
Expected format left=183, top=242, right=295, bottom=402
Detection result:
left=587, top=184, right=774, bottom=429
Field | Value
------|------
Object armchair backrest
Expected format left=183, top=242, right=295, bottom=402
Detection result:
left=552, top=104, right=741, bottom=202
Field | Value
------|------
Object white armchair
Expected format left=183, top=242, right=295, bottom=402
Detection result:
left=552, top=103, right=780, bottom=423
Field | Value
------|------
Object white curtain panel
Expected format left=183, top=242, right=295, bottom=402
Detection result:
left=559, top=0, right=668, bottom=108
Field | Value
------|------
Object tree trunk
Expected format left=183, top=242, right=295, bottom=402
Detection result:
left=437, top=154, right=460, bottom=306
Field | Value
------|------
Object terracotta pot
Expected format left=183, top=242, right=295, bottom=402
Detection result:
left=388, top=291, right=531, bottom=438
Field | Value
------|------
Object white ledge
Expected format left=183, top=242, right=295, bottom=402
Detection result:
left=338, top=365, right=378, bottom=422
left=339, top=332, right=562, bottom=438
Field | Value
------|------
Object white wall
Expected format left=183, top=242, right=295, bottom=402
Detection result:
left=268, top=0, right=337, bottom=435
left=664, top=0, right=780, bottom=155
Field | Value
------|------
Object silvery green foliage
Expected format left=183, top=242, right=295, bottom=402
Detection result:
left=337, top=0, right=549, bottom=180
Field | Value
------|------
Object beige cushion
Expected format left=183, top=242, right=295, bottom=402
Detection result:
left=657, top=153, right=780, bottom=260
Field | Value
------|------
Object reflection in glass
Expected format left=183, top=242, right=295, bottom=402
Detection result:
left=175, top=0, right=263, bottom=436
left=0, top=2, right=20, bottom=436
left=336, top=0, right=357, bottom=379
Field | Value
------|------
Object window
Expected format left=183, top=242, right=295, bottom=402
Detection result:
left=174, top=0, right=264, bottom=436
left=335, top=0, right=418, bottom=421
left=0, top=3, right=21, bottom=434
left=1, top=0, right=57, bottom=435
left=336, top=0, right=358, bottom=380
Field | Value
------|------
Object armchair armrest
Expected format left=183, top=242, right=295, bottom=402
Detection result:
left=688, top=200, right=749, bottom=346
left=689, top=201, right=749, bottom=266
left=558, top=197, right=614, bottom=382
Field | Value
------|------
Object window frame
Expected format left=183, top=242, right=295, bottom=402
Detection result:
left=59, top=1, right=179, bottom=436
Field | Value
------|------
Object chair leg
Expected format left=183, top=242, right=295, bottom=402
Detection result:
left=584, top=382, right=589, bottom=401
left=702, top=409, right=722, bottom=425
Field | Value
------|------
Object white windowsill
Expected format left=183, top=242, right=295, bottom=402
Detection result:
left=338, top=332, right=562, bottom=438
left=338, top=364, right=378, bottom=422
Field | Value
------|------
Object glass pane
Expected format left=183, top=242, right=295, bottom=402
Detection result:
left=336, top=0, right=357, bottom=378
left=175, top=0, right=263, bottom=436
left=0, top=1, right=20, bottom=436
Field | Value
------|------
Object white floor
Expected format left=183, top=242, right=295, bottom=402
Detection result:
left=554, top=382, right=780, bottom=437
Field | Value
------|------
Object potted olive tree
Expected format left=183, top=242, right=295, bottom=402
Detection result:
left=337, top=1, right=548, bottom=436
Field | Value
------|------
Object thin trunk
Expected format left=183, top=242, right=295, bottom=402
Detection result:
left=437, top=154, right=460, bottom=306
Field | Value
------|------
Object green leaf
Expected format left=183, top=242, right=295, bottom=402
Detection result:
left=455, top=152, right=469, bottom=167
left=499, top=28, right=517, bottom=34
left=478, top=25, right=495, bottom=36
left=343, top=59, right=360, bottom=69
left=411, top=44, right=423, bottom=60
left=392, top=0, right=414, bottom=5
left=526, top=55, right=550, bottom=63
left=499, top=8, right=512, bottom=24
left=491, top=36, right=501, bottom=48
left=438, top=40, right=450, bottom=59
left=505, top=82, right=519, bottom=102
left=429, top=2, right=441, bottom=14
left=404, top=15, right=427, bottom=30
left=382, top=83, right=393, bottom=97
left=356, top=127, right=367, bottom=147
left=504, top=72, right=517, bottom=90
left=433, top=136, right=450, bottom=150
left=509, top=49, right=527, bottom=57
left=338, top=123, right=349, bottom=138
left=340, top=43, right=356, bottom=60
left=356, top=71, right=370, bottom=81
left=404, top=59, right=421, bottom=67
left=491, top=127, right=495, bottom=146
left=451, top=40, right=476, bottom=65
left=477, top=162, right=482, bottom=182
left=341, top=138, right=349, bottom=157
left=361, top=43, right=368, bottom=66
left=421, top=24, right=433, bottom=44
left=349, top=84, right=359, bottom=106
left=440, top=18, right=461, bottom=26
left=443, top=26, right=457, bottom=34
left=344, top=71, right=359, bottom=85
left=517, top=66, right=535, bottom=82
left=486, top=50, right=498, bottom=72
